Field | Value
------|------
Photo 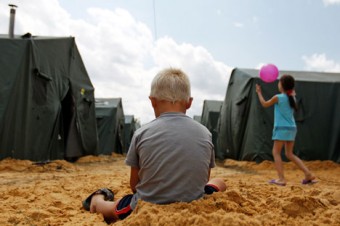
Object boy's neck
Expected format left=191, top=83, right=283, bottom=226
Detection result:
left=150, top=98, right=192, bottom=118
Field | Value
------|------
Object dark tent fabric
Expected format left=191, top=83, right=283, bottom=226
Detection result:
left=193, top=115, right=201, bottom=123
left=217, top=68, right=340, bottom=163
left=0, top=35, right=98, bottom=161
left=200, top=100, right=223, bottom=156
left=95, top=98, right=125, bottom=154
left=124, top=115, right=140, bottom=153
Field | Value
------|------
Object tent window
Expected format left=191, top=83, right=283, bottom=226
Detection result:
left=33, top=69, right=52, bottom=105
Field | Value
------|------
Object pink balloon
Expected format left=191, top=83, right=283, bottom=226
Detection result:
left=259, top=64, right=279, bottom=83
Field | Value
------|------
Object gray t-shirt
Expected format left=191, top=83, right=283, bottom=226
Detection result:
left=125, top=112, right=215, bottom=204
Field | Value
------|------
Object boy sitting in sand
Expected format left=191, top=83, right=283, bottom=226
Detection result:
left=82, top=68, right=226, bottom=223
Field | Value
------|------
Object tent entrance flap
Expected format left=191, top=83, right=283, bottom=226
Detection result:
left=61, top=88, right=83, bottom=160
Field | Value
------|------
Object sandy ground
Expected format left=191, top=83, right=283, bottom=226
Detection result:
left=0, top=154, right=339, bottom=226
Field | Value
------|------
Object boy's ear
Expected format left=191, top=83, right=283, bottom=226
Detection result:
left=186, top=97, right=193, bottom=109
left=149, top=96, right=157, bottom=108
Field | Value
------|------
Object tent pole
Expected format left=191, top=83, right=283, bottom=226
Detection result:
left=8, top=4, right=17, bottom=39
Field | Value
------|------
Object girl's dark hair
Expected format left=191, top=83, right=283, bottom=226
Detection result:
left=280, top=74, right=298, bottom=111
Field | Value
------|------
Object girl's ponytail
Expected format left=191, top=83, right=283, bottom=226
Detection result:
left=288, top=95, right=298, bottom=112
left=280, top=75, right=298, bottom=111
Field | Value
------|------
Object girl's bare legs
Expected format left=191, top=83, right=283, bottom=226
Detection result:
left=284, top=141, right=314, bottom=180
left=272, top=141, right=286, bottom=184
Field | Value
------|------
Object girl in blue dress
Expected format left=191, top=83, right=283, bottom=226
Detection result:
left=256, top=74, right=315, bottom=186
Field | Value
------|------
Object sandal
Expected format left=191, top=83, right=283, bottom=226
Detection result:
left=268, top=179, right=286, bottom=186
left=302, top=178, right=317, bottom=185
left=82, top=188, right=114, bottom=211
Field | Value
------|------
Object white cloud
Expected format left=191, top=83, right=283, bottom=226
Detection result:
left=152, top=37, right=232, bottom=117
left=322, top=0, right=340, bottom=6
left=0, top=0, right=232, bottom=124
left=302, top=53, right=340, bottom=72
left=1, top=0, right=71, bottom=36
left=233, top=22, right=244, bottom=28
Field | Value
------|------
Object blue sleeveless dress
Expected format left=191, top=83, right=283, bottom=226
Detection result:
left=272, top=94, right=297, bottom=141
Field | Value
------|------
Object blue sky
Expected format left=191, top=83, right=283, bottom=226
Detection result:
left=1, top=0, right=339, bottom=123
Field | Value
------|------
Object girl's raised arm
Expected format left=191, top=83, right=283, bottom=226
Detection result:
left=256, top=84, right=278, bottom=108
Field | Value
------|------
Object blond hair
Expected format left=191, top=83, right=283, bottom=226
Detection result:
left=150, top=68, right=191, bottom=102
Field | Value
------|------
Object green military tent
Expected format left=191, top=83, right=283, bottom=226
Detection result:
left=0, top=35, right=98, bottom=161
left=95, top=98, right=125, bottom=154
left=193, top=115, right=201, bottom=123
left=200, top=100, right=223, bottom=156
left=217, top=68, right=340, bottom=163
left=124, top=115, right=140, bottom=153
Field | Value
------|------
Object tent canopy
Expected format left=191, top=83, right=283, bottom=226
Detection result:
left=0, top=35, right=98, bottom=161
left=217, top=68, right=340, bottom=163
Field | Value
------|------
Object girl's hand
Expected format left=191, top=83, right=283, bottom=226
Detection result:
left=256, top=84, right=261, bottom=93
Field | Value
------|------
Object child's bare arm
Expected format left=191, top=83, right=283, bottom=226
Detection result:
left=130, top=167, right=140, bottom=193
left=256, top=84, right=278, bottom=108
